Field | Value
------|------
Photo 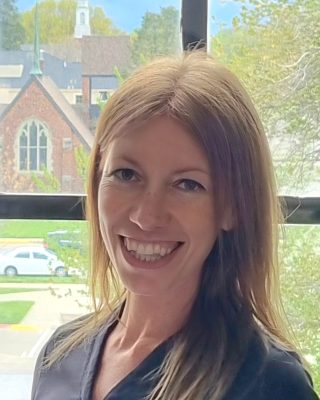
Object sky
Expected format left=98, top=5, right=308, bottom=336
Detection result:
left=16, top=0, right=241, bottom=33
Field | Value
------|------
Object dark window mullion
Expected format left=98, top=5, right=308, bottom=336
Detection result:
left=181, top=0, right=208, bottom=50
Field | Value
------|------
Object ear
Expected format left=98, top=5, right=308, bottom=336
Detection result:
left=221, top=207, right=233, bottom=231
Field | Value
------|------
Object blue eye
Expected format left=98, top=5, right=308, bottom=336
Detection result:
left=177, top=179, right=204, bottom=192
left=114, top=169, right=137, bottom=182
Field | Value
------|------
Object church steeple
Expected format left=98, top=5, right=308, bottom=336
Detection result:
left=74, top=0, right=91, bottom=38
left=30, top=0, right=42, bottom=76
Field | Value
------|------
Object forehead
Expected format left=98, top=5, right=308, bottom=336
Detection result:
left=102, top=116, right=210, bottom=169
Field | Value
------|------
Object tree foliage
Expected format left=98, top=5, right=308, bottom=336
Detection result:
left=31, top=168, right=61, bottom=193
left=130, top=6, right=181, bottom=69
left=21, top=0, right=121, bottom=44
left=280, top=225, right=320, bottom=392
left=0, top=0, right=25, bottom=49
left=211, top=0, right=320, bottom=193
left=90, top=6, right=122, bottom=36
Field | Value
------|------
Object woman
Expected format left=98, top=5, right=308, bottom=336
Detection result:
left=32, top=52, right=319, bottom=400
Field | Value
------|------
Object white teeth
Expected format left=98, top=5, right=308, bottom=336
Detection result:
left=123, top=237, right=179, bottom=262
left=145, top=243, right=153, bottom=255
left=124, top=238, right=138, bottom=251
left=133, top=253, right=162, bottom=262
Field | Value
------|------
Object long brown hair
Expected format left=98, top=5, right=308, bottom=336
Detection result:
left=47, top=52, right=293, bottom=399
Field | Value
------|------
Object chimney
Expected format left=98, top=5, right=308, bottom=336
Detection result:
left=82, top=75, right=91, bottom=123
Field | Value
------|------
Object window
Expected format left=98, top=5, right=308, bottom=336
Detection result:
left=18, top=120, right=49, bottom=172
left=33, top=252, right=48, bottom=260
left=99, top=91, right=109, bottom=101
left=15, top=252, right=30, bottom=258
left=80, top=12, right=85, bottom=25
left=75, top=94, right=83, bottom=104
left=7, top=1, right=319, bottom=398
left=63, top=138, right=73, bottom=150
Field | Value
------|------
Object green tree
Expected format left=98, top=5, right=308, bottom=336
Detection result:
left=90, top=6, right=122, bottom=36
left=22, top=0, right=120, bottom=44
left=0, top=0, right=25, bottom=49
left=130, top=6, right=181, bottom=68
left=211, top=0, right=320, bottom=192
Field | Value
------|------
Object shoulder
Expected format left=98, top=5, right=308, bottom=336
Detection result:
left=228, top=334, right=319, bottom=400
left=31, top=312, right=116, bottom=399
left=259, top=344, right=318, bottom=400
left=40, top=313, right=94, bottom=356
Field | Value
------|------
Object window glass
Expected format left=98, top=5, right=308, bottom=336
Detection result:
left=210, top=0, right=319, bottom=197
left=280, top=224, right=320, bottom=392
left=33, top=252, right=48, bottom=260
left=0, top=2, right=181, bottom=398
left=15, top=252, right=30, bottom=258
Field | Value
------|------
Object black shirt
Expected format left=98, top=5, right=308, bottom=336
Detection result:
left=32, top=314, right=319, bottom=400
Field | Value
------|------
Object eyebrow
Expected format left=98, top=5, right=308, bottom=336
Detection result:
left=111, top=155, right=211, bottom=176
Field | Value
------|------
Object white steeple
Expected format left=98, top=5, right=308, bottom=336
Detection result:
left=74, top=0, right=91, bottom=38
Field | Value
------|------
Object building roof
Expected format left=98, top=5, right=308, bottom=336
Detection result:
left=21, top=40, right=82, bottom=63
left=1, top=75, right=93, bottom=150
left=0, top=50, right=33, bottom=89
left=81, top=36, right=131, bottom=75
left=0, top=50, right=82, bottom=90
left=37, top=76, right=93, bottom=149
left=1, top=35, right=131, bottom=91
left=91, top=76, right=118, bottom=90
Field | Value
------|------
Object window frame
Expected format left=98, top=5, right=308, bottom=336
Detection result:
left=17, top=119, right=50, bottom=173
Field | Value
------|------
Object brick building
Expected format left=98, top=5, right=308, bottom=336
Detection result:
left=0, top=35, right=131, bottom=194
left=0, top=0, right=131, bottom=194
left=0, top=74, right=93, bottom=193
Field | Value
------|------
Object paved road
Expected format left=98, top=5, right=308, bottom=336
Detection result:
left=0, top=283, right=91, bottom=399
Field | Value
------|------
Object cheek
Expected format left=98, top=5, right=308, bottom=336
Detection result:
left=182, top=199, right=216, bottom=232
left=97, top=185, right=119, bottom=235
left=98, top=182, right=123, bottom=216
left=184, top=199, right=217, bottom=252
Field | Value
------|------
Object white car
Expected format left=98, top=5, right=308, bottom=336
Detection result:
left=0, top=246, right=66, bottom=277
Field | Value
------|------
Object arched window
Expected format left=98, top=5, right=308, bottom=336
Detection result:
left=80, top=12, right=85, bottom=25
left=18, top=120, right=48, bottom=171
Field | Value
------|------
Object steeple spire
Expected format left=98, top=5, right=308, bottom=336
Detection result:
left=74, top=0, right=91, bottom=38
left=30, top=0, right=42, bottom=76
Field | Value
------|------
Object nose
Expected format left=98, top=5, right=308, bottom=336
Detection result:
left=129, top=190, right=170, bottom=231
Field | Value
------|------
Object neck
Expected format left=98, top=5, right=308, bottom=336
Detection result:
left=116, top=285, right=198, bottom=349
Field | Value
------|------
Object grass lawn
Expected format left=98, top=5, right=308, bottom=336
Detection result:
left=0, top=301, right=34, bottom=324
left=0, top=276, right=85, bottom=284
left=0, top=288, right=48, bottom=295
left=0, top=219, right=86, bottom=239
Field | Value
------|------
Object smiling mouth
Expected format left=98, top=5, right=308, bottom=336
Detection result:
left=121, top=236, right=182, bottom=263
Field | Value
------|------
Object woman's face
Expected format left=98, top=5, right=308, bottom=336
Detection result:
left=98, top=116, right=218, bottom=298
